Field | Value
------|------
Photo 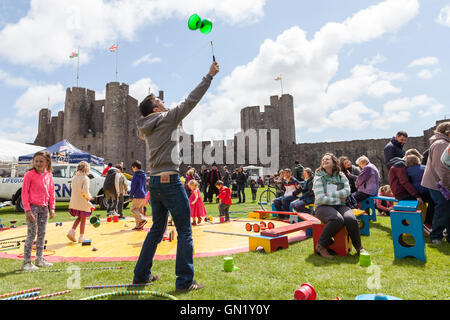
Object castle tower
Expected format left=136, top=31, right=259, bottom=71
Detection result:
left=103, top=82, right=131, bottom=167
left=34, top=108, right=52, bottom=146
left=63, top=87, right=96, bottom=141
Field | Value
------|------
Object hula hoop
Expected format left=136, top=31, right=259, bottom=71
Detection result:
left=81, top=290, right=178, bottom=301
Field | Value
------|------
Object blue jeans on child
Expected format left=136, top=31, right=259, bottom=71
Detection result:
left=133, top=174, right=194, bottom=289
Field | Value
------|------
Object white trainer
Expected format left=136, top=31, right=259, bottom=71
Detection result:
left=78, top=235, right=85, bottom=243
left=67, top=229, right=76, bottom=242
left=22, top=262, right=39, bottom=271
left=35, top=257, right=53, bottom=268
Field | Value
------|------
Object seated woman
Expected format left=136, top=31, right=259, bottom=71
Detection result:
left=338, top=156, right=361, bottom=193
left=313, top=153, right=364, bottom=260
left=374, top=185, right=395, bottom=216
left=291, top=168, right=315, bottom=213
left=350, top=155, right=380, bottom=205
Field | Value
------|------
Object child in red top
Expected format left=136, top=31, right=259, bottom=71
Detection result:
left=215, top=180, right=232, bottom=222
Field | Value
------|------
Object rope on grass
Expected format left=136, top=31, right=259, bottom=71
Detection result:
left=0, top=287, right=40, bottom=299
left=2, top=291, right=40, bottom=300
left=84, top=283, right=151, bottom=290
left=22, top=266, right=124, bottom=273
left=24, top=290, right=71, bottom=300
left=80, top=290, right=178, bottom=301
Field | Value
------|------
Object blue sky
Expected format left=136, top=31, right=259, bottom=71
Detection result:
left=0, top=0, right=449, bottom=146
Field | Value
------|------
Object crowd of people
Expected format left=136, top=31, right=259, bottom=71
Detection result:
left=18, top=58, right=448, bottom=294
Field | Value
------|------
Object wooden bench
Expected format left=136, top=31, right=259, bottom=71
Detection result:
left=260, top=212, right=320, bottom=238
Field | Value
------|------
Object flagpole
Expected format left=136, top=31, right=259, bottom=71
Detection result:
left=280, top=75, right=283, bottom=96
left=115, top=41, right=118, bottom=82
left=76, top=47, right=80, bottom=87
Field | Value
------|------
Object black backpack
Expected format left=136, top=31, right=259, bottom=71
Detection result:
left=103, top=168, right=118, bottom=192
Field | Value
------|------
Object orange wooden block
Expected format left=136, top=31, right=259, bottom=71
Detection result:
left=312, top=224, right=352, bottom=256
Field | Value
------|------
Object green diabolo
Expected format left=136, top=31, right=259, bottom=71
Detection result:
left=188, top=13, right=213, bottom=34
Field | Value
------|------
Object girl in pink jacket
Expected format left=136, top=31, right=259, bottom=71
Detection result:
left=21, top=151, right=55, bottom=270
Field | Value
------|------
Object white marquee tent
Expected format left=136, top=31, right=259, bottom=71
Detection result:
left=0, top=137, right=45, bottom=163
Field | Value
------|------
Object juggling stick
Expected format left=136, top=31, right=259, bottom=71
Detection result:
left=24, top=290, right=72, bottom=300
left=210, top=41, right=216, bottom=62
left=0, top=235, right=27, bottom=242
left=84, top=283, right=151, bottom=290
left=0, top=246, right=20, bottom=252
left=81, top=290, right=178, bottom=301
left=0, top=287, right=40, bottom=299
left=2, top=291, right=40, bottom=300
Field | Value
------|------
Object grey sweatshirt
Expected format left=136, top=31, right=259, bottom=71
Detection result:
left=136, top=74, right=213, bottom=175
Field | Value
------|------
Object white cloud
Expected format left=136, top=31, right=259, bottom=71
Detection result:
left=417, top=68, right=441, bottom=79
left=14, top=83, right=66, bottom=117
left=372, top=95, right=445, bottom=128
left=0, top=69, right=35, bottom=87
left=183, top=0, right=419, bottom=136
left=129, top=78, right=159, bottom=103
left=0, top=0, right=267, bottom=70
left=132, top=54, right=162, bottom=67
left=436, top=5, right=450, bottom=27
left=408, top=56, right=439, bottom=67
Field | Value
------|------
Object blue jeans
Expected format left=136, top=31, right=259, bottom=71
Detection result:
left=291, top=199, right=310, bottom=213
left=429, top=189, right=450, bottom=242
left=237, top=184, right=246, bottom=202
left=133, top=174, right=194, bottom=289
left=273, top=195, right=297, bottom=219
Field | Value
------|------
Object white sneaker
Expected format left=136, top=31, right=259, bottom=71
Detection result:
left=22, top=262, right=39, bottom=271
left=78, top=235, right=85, bottom=243
left=67, top=229, right=76, bottom=242
left=35, top=257, right=53, bottom=268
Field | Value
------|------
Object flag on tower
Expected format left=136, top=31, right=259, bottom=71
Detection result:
left=274, top=76, right=281, bottom=81
left=109, top=44, right=118, bottom=52
left=69, top=52, right=78, bottom=59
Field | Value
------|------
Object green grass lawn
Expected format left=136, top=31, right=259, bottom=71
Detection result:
left=0, top=187, right=449, bottom=300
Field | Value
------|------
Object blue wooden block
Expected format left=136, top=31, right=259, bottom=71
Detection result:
left=390, top=210, right=426, bottom=262
left=360, top=197, right=377, bottom=222
left=357, top=214, right=370, bottom=236
left=393, top=200, right=418, bottom=212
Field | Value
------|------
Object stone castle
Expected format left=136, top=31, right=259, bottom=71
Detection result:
left=34, top=81, right=445, bottom=182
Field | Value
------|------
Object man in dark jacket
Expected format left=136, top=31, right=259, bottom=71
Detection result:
left=384, top=131, right=408, bottom=169
left=388, top=157, right=423, bottom=205
left=293, top=161, right=305, bottom=182
left=207, top=163, right=221, bottom=203
left=200, top=165, right=209, bottom=202
left=103, top=166, right=120, bottom=215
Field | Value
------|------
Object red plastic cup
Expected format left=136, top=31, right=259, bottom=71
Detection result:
left=90, top=206, right=95, bottom=213
left=113, top=215, right=119, bottom=223
left=107, top=216, right=112, bottom=222
left=219, top=216, right=225, bottom=223
left=294, top=283, right=317, bottom=300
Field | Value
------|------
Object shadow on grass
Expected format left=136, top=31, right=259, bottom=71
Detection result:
left=391, top=257, right=427, bottom=267
left=304, top=253, right=360, bottom=266
left=0, top=269, right=23, bottom=278
left=370, top=221, right=393, bottom=236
